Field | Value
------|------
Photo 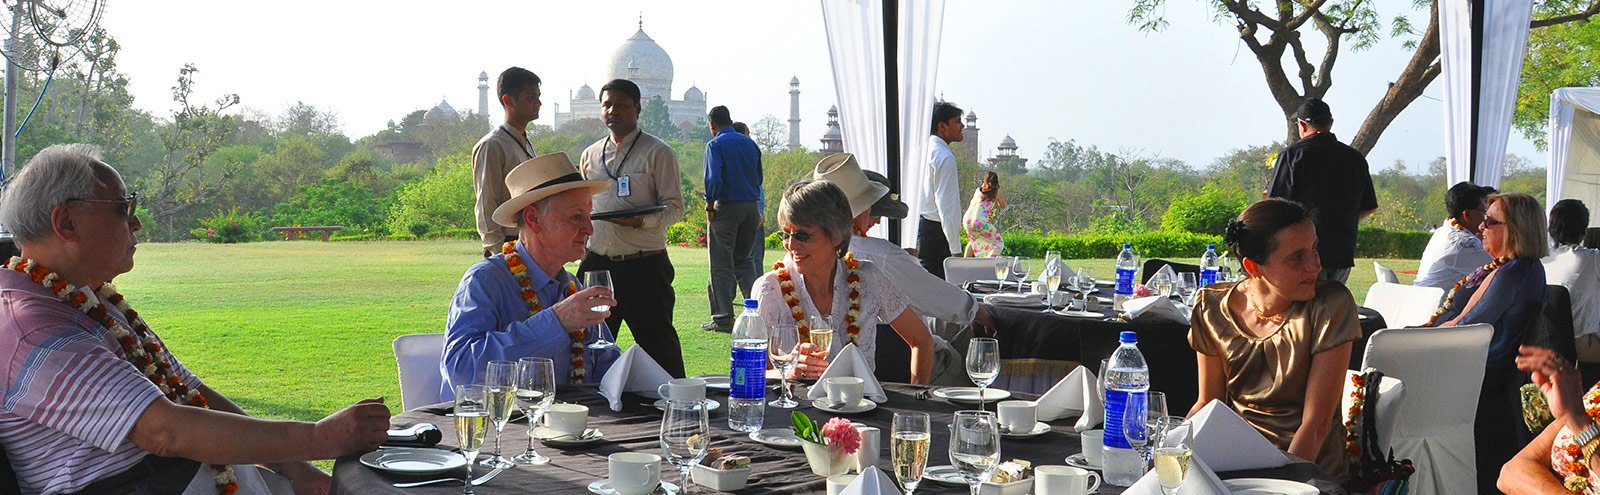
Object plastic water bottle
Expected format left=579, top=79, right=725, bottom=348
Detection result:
left=729, top=299, right=767, bottom=432
left=1102, top=331, right=1150, bottom=486
left=1113, top=243, right=1138, bottom=311
left=1199, top=244, right=1220, bottom=287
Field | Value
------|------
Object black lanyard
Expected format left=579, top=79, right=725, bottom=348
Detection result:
left=499, top=127, right=534, bottom=158
left=602, top=133, right=639, bottom=180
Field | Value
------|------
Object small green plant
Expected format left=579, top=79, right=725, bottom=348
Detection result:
left=191, top=208, right=263, bottom=244
left=408, top=221, right=431, bottom=237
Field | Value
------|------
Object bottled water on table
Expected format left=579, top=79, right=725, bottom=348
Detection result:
left=729, top=299, right=767, bottom=432
left=1103, top=331, right=1149, bottom=486
left=1113, top=244, right=1138, bottom=311
left=1199, top=244, right=1220, bottom=287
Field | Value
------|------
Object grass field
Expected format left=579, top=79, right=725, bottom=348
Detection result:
left=112, top=240, right=1419, bottom=423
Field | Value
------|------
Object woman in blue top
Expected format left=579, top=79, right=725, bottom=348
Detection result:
left=1426, top=191, right=1548, bottom=493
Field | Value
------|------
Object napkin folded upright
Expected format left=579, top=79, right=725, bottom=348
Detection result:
left=839, top=466, right=903, bottom=495
left=983, top=292, right=1044, bottom=307
left=1124, top=295, right=1189, bottom=325
left=1123, top=452, right=1229, bottom=494
left=807, top=344, right=889, bottom=403
left=599, top=345, right=674, bottom=411
left=1034, top=365, right=1103, bottom=432
left=1153, top=264, right=1178, bottom=285
left=1189, top=399, right=1289, bottom=472
left=1037, top=259, right=1075, bottom=285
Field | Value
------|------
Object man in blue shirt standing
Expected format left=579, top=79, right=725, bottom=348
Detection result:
left=702, top=105, right=763, bottom=333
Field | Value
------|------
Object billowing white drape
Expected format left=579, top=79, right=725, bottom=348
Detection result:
left=1546, top=88, right=1600, bottom=224
left=895, top=1, right=945, bottom=249
left=1439, top=0, right=1533, bottom=188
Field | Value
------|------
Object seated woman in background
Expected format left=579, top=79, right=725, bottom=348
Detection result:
left=1544, top=199, right=1600, bottom=364
left=1500, top=345, right=1598, bottom=493
left=1425, top=191, right=1548, bottom=493
left=1187, top=198, right=1359, bottom=478
left=752, top=180, right=935, bottom=383
left=962, top=170, right=1005, bottom=258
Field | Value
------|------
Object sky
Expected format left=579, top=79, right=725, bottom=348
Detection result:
left=96, top=0, right=1542, bottom=174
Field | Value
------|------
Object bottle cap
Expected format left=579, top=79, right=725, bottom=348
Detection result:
left=1119, top=331, right=1137, bottom=344
left=1207, top=243, right=1215, bottom=249
left=1123, top=243, right=1131, bottom=249
left=743, top=299, right=758, bottom=309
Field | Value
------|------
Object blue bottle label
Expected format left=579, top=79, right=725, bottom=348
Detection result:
left=730, top=346, right=767, bottom=399
left=1200, top=268, right=1218, bottom=287
left=1115, top=267, right=1136, bottom=295
left=1103, top=389, right=1146, bottom=449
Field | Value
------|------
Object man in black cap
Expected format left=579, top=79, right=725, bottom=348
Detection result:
left=1266, top=97, right=1378, bottom=283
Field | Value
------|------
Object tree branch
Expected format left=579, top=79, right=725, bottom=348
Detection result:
left=1285, top=0, right=1332, bottom=31
left=1531, top=1, right=1600, bottom=28
left=1221, top=0, right=1282, bottom=32
left=1285, top=31, right=1319, bottom=93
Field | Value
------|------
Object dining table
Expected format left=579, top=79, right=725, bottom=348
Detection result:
left=332, top=382, right=1346, bottom=494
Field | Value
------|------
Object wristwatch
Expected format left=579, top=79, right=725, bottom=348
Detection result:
left=1576, top=422, right=1600, bottom=458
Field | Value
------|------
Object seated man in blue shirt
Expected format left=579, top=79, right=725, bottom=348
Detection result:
left=441, top=152, right=622, bottom=399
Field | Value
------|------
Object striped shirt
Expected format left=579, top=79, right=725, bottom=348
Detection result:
left=0, top=269, right=202, bottom=494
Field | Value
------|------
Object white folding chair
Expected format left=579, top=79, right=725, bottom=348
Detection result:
left=1363, top=282, right=1445, bottom=327
left=392, top=333, right=445, bottom=411
left=943, top=257, right=1004, bottom=287
left=1373, top=261, right=1399, bottom=284
left=1360, top=324, right=1493, bottom=495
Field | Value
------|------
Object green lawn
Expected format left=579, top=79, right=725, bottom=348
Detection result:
left=112, top=240, right=1417, bottom=423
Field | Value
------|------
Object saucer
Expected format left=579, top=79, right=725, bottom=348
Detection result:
left=587, top=480, right=679, bottom=494
left=1065, top=453, right=1102, bottom=471
left=1000, top=421, right=1052, bottom=438
left=812, top=397, right=876, bottom=414
left=932, top=387, right=1011, bottom=404
left=693, top=374, right=732, bottom=390
left=531, top=426, right=605, bottom=446
left=749, top=428, right=802, bottom=449
left=359, top=448, right=465, bottom=475
left=921, top=465, right=967, bottom=485
left=653, top=398, right=720, bottom=412
left=1054, top=309, right=1103, bottom=318
left=1223, top=478, right=1317, bottom=495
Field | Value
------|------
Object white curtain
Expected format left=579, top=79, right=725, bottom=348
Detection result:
left=1547, top=88, right=1600, bottom=224
left=895, top=0, right=945, bottom=248
left=1440, top=0, right=1534, bottom=188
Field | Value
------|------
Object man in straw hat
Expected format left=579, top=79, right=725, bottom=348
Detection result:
left=442, top=152, right=622, bottom=397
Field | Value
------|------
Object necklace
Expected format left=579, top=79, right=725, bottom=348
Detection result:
left=501, top=242, right=585, bottom=384
left=1245, top=280, right=1289, bottom=324
left=774, top=252, right=862, bottom=346
left=1426, top=256, right=1512, bottom=326
left=4, top=257, right=238, bottom=495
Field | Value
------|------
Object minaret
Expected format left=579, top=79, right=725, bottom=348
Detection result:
left=787, top=76, right=801, bottom=150
left=477, top=71, right=490, bottom=125
left=820, top=105, right=843, bottom=154
left=959, top=111, right=981, bottom=163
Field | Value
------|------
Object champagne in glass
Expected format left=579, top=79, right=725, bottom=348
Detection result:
left=1043, top=268, right=1062, bottom=313
left=514, top=357, right=555, bottom=465
left=949, top=411, right=1001, bottom=495
left=768, top=323, right=800, bottom=408
left=965, top=338, right=1000, bottom=410
left=808, top=328, right=835, bottom=358
left=1154, top=447, right=1193, bottom=494
left=1152, top=272, right=1174, bottom=298
left=454, top=384, right=491, bottom=495
left=481, top=360, right=517, bottom=469
left=994, top=257, right=1013, bottom=289
left=585, top=270, right=617, bottom=350
left=892, top=412, right=932, bottom=494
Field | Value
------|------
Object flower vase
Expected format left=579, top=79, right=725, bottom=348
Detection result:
left=800, top=441, right=851, bottom=477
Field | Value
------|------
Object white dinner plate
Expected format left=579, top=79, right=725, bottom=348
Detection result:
left=1095, top=280, right=1115, bottom=288
left=922, top=465, right=968, bottom=485
left=813, top=397, right=877, bottom=414
left=693, top=374, right=732, bottom=390
left=1054, top=310, right=1104, bottom=318
left=1223, top=478, right=1318, bottom=495
left=653, top=398, right=720, bottom=412
left=749, top=428, right=802, bottom=449
left=1000, top=421, right=1052, bottom=438
left=531, top=426, right=606, bottom=446
left=1065, top=453, right=1101, bottom=471
left=587, top=480, right=679, bottom=494
left=359, top=448, right=466, bottom=475
left=933, top=387, right=1012, bottom=404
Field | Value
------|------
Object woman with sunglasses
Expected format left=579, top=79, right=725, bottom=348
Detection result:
left=751, top=180, right=936, bottom=384
left=1425, top=191, right=1549, bottom=492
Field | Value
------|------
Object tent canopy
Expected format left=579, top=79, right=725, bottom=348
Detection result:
left=1546, top=87, right=1600, bottom=226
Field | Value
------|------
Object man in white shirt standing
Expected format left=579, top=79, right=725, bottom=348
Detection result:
left=919, top=102, right=966, bottom=279
left=1414, top=181, right=1496, bottom=289
left=1544, top=199, right=1600, bottom=363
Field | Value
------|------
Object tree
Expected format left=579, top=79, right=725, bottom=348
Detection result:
left=752, top=115, right=787, bottom=153
left=139, top=64, right=240, bottom=240
left=1128, top=0, right=1600, bottom=154
left=640, top=96, right=679, bottom=141
left=1033, top=138, right=1113, bottom=181
left=1513, top=16, right=1600, bottom=147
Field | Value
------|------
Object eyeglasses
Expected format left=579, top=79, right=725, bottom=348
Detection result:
left=775, top=229, right=815, bottom=243
left=67, top=192, right=138, bottom=218
left=1482, top=216, right=1504, bottom=229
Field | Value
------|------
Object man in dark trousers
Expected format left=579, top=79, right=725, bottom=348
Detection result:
left=701, top=106, right=763, bottom=333
left=1265, top=97, right=1378, bottom=283
left=919, top=102, right=965, bottom=279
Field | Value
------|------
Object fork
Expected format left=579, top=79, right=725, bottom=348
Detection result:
left=392, top=466, right=506, bottom=488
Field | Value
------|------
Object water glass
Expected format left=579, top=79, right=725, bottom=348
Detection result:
left=481, top=360, right=518, bottom=469
left=892, top=412, right=931, bottom=494
left=965, top=338, right=1000, bottom=410
left=948, top=411, right=1001, bottom=495
left=661, top=402, right=710, bottom=495
left=514, top=357, right=555, bottom=465
left=585, top=271, right=617, bottom=349
left=1178, top=273, right=1198, bottom=303
left=1010, top=257, right=1031, bottom=294
left=1077, top=267, right=1096, bottom=293
left=453, top=385, right=490, bottom=495
left=768, top=323, right=801, bottom=408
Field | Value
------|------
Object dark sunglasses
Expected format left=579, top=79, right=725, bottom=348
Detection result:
left=68, top=192, right=138, bottom=218
left=776, top=229, right=815, bottom=243
left=1482, top=216, right=1504, bottom=229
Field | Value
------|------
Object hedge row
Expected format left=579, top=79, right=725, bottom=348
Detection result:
left=998, top=227, right=1430, bottom=259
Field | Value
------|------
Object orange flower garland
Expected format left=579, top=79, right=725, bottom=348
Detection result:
left=1555, top=386, right=1600, bottom=492
left=1344, top=370, right=1369, bottom=463
left=501, top=242, right=585, bottom=384
left=773, top=252, right=862, bottom=346
left=4, top=257, right=238, bottom=495
left=1425, top=256, right=1511, bottom=326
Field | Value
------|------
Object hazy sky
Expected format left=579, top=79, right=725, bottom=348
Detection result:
left=97, top=0, right=1541, bottom=173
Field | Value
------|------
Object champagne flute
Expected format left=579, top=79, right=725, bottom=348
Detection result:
left=585, top=271, right=617, bottom=350
left=1155, top=420, right=1194, bottom=495
left=965, top=338, right=1000, bottom=410
left=808, top=315, right=835, bottom=360
left=768, top=323, right=801, bottom=408
left=1122, top=392, right=1150, bottom=471
left=661, top=402, right=711, bottom=495
left=1146, top=392, right=1170, bottom=452
left=480, top=360, right=518, bottom=469
left=1042, top=261, right=1062, bottom=314
left=1010, top=257, right=1030, bottom=294
left=993, top=257, right=1013, bottom=289
left=948, top=410, right=1001, bottom=495
left=453, top=384, right=491, bottom=495
left=513, top=357, right=555, bottom=465
left=1151, top=272, right=1174, bottom=298
left=892, top=412, right=932, bottom=494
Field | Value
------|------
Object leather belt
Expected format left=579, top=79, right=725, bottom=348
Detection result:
left=598, top=249, right=665, bottom=262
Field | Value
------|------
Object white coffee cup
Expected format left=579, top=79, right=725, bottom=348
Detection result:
left=996, top=400, right=1037, bottom=433
left=826, top=474, right=858, bottom=495
left=545, top=403, right=588, bottom=436
left=656, top=377, right=707, bottom=403
left=853, top=425, right=880, bottom=472
left=823, top=376, right=865, bottom=406
left=1079, top=430, right=1104, bottom=465
left=1035, top=465, right=1101, bottom=495
left=608, top=452, right=662, bottom=495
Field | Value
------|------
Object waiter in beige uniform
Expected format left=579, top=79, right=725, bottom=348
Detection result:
left=472, top=67, right=542, bottom=257
left=577, top=79, right=686, bottom=377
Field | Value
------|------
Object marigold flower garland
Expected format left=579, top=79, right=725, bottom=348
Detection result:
left=1425, top=256, right=1511, bottom=327
left=501, top=242, right=586, bottom=384
left=773, top=252, right=862, bottom=346
left=1344, top=370, right=1369, bottom=463
left=1555, top=386, right=1600, bottom=492
left=4, top=257, right=238, bottom=495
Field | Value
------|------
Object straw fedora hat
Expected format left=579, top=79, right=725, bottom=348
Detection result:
left=491, top=152, right=610, bottom=228
left=812, top=153, right=889, bottom=217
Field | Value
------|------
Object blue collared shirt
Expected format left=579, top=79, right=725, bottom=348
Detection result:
left=703, top=127, right=763, bottom=202
left=440, top=242, right=619, bottom=400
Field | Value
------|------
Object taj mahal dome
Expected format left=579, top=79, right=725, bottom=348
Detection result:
left=551, top=20, right=706, bottom=128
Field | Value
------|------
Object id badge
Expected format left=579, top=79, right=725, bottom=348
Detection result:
left=617, top=176, right=632, bottom=197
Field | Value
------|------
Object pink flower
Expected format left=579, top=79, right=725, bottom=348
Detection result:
left=1133, top=284, right=1152, bottom=297
left=821, top=417, right=861, bottom=455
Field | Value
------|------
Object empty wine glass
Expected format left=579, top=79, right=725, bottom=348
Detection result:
left=585, top=271, right=617, bottom=350
left=1010, top=258, right=1030, bottom=294
left=1178, top=272, right=1199, bottom=304
left=453, top=384, right=490, bottom=495
left=661, top=402, right=710, bottom=495
left=768, top=323, right=800, bottom=408
left=1077, top=267, right=1096, bottom=293
left=966, top=338, right=1000, bottom=410
left=513, top=357, right=555, bottom=465
left=481, top=360, right=518, bottom=469
left=892, top=412, right=932, bottom=494
left=948, top=411, right=1001, bottom=495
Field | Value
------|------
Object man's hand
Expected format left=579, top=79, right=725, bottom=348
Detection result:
left=971, top=305, right=997, bottom=338
left=553, top=286, right=616, bottom=332
left=601, top=215, right=644, bottom=228
left=311, top=398, right=390, bottom=459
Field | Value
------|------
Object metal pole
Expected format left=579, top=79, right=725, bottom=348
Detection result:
left=3, top=1, right=20, bottom=181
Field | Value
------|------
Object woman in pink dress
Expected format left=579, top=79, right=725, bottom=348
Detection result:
left=962, top=171, right=1005, bottom=258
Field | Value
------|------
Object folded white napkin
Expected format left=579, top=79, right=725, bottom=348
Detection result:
left=1189, top=400, right=1289, bottom=472
left=1154, top=264, right=1178, bottom=285
left=1123, top=453, right=1228, bottom=494
left=839, top=466, right=903, bottom=495
left=807, top=344, right=888, bottom=403
left=1035, top=366, right=1104, bottom=432
left=1124, top=295, right=1189, bottom=325
left=1037, top=258, right=1075, bottom=284
left=598, top=345, right=674, bottom=411
left=983, top=292, right=1044, bottom=306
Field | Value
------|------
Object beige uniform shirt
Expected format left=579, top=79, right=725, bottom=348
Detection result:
left=579, top=130, right=685, bottom=257
left=472, top=123, right=536, bottom=249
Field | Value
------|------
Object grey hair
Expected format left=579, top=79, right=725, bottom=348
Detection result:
left=514, top=194, right=563, bottom=227
left=778, top=180, right=853, bottom=255
left=1, top=144, right=114, bottom=242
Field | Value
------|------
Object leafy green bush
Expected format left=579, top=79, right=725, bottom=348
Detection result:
left=408, top=221, right=431, bottom=237
left=1355, top=226, right=1431, bottom=258
left=330, top=233, right=384, bottom=241
left=999, top=226, right=1428, bottom=259
left=270, top=178, right=391, bottom=235
left=668, top=222, right=706, bottom=247
left=766, top=230, right=782, bottom=249
left=191, top=207, right=264, bottom=243
left=426, top=228, right=478, bottom=240
left=1162, top=188, right=1247, bottom=236
left=387, top=152, right=475, bottom=236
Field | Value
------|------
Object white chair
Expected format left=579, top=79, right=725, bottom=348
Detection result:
left=1373, top=261, right=1399, bottom=284
left=1341, top=370, right=1404, bottom=453
left=1363, top=282, right=1445, bottom=327
left=944, top=257, right=1004, bottom=287
left=1360, top=324, right=1493, bottom=495
left=393, top=333, right=445, bottom=411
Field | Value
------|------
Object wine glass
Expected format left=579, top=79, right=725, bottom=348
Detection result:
left=808, top=315, right=835, bottom=360
left=1151, top=272, right=1174, bottom=298
left=1155, top=420, right=1194, bottom=495
left=661, top=402, right=711, bottom=495
left=892, top=412, right=931, bottom=494
left=1147, top=392, right=1170, bottom=452
left=1123, top=391, right=1169, bottom=468
left=948, top=410, right=1001, bottom=495
left=965, top=338, right=1000, bottom=410
left=1010, top=258, right=1030, bottom=294
left=993, top=257, right=1014, bottom=290
left=585, top=270, right=617, bottom=350
left=513, top=357, right=555, bottom=465
left=1041, top=261, right=1062, bottom=314
left=768, top=323, right=801, bottom=408
left=481, top=360, right=518, bottom=469
left=453, top=384, right=490, bottom=495
left=1178, top=272, right=1198, bottom=304
left=1077, top=267, right=1096, bottom=293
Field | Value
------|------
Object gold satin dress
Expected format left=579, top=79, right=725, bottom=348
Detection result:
left=1188, top=279, right=1361, bottom=478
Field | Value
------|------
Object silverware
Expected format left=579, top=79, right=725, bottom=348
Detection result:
left=914, top=388, right=932, bottom=401
left=391, top=466, right=507, bottom=488
left=542, top=428, right=601, bottom=442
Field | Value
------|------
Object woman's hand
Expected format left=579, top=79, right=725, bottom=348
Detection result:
left=1517, top=345, right=1585, bottom=425
left=787, top=342, right=831, bottom=380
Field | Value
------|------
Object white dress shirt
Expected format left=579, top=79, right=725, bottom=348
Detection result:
left=850, top=234, right=979, bottom=325
left=1544, top=244, right=1600, bottom=339
left=920, top=135, right=963, bottom=253
left=1413, top=221, right=1493, bottom=289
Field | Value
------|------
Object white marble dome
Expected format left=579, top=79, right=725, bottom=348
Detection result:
left=607, top=28, right=674, bottom=99
left=683, top=85, right=703, bottom=101
left=576, top=83, right=596, bottom=100
left=424, top=99, right=458, bottom=120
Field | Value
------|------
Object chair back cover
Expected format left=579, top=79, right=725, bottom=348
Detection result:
left=1363, top=282, right=1445, bottom=327
left=1530, top=285, right=1579, bottom=363
left=1139, top=258, right=1200, bottom=285
left=1361, top=323, right=1492, bottom=495
left=943, top=257, right=1004, bottom=287
left=392, top=333, right=446, bottom=410
left=1341, top=370, right=1404, bottom=453
left=1373, top=262, right=1399, bottom=284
